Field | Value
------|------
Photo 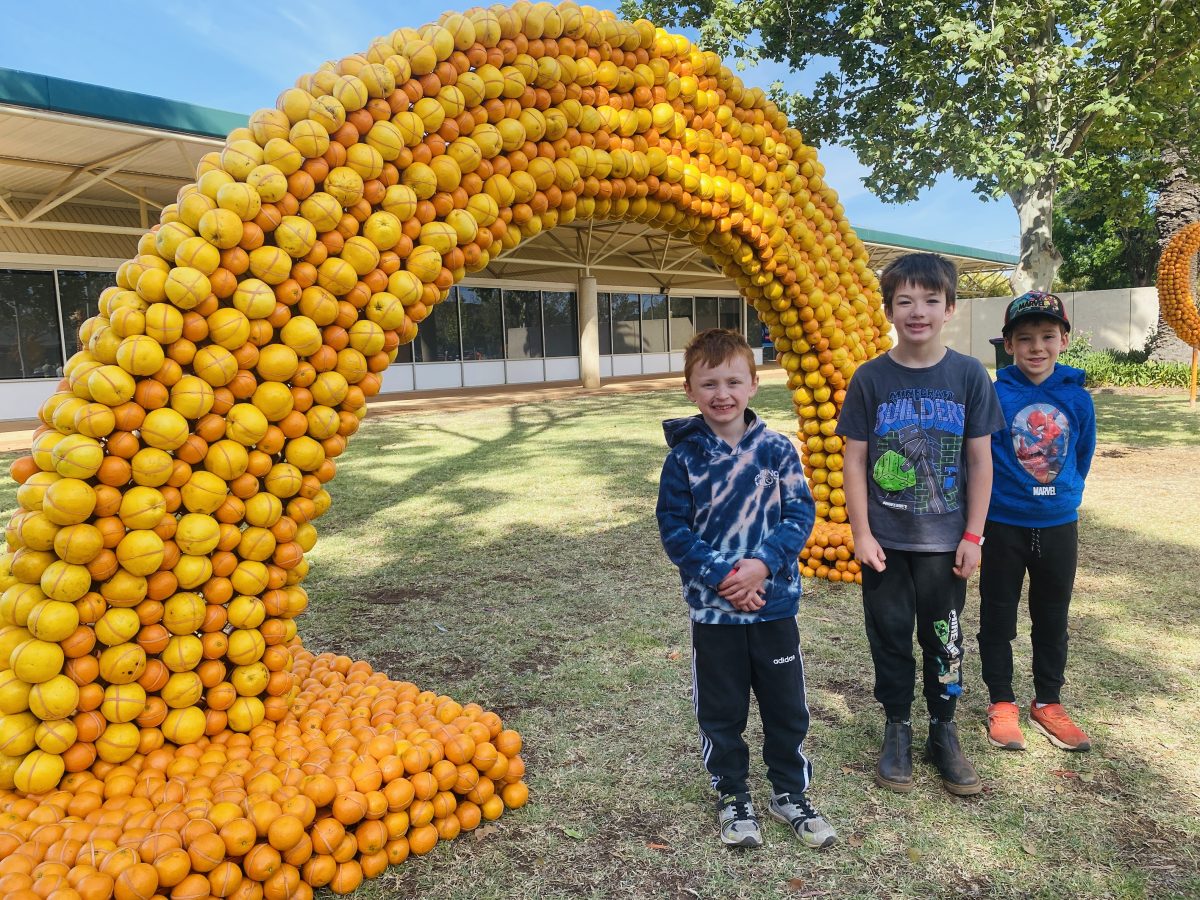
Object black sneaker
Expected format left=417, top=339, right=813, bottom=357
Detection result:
left=716, top=792, right=763, bottom=848
left=768, top=792, right=837, bottom=849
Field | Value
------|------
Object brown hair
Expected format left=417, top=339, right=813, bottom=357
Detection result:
left=683, top=329, right=756, bottom=383
left=879, top=253, right=958, bottom=311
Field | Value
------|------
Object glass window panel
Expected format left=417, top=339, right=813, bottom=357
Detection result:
left=668, top=296, right=694, bottom=350
left=611, top=292, right=641, bottom=354
left=598, top=292, right=612, bottom=355
left=695, top=296, right=719, bottom=333
left=718, top=296, right=742, bottom=333
left=640, top=293, right=668, bottom=352
left=414, top=291, right=461, bottom=362
left=543, top=290, right=578, bottom=357
left=393, top=341, right=414, bottom=364
left=0, top=269, right=62, bottom=380
left=57, top=270, right=113, bottom=359
left=459, top=285, right=503, bottom=360
left=503, top=289, right=543, bottom=359
left=747, top=314, right=764, bottom=348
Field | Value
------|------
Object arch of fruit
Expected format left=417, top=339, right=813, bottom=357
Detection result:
left=0, top=2, right=890, bottom=896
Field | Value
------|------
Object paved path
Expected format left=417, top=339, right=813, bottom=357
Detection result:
left=0, top=368, right=789, bottom=454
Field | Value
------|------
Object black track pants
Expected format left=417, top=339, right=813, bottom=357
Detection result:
left=977, top=520, right=1077, bottom=705
left=861, top=549, right=967, bottom=721
left=691, top=617, right=812, bottom=796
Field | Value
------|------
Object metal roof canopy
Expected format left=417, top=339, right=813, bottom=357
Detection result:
left=0, top=67, right=1016, bottom=293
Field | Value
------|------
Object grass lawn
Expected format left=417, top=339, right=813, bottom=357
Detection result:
left=2, top=384, right=1198, bottom=899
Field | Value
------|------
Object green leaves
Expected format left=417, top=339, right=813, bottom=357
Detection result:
left=623, top=0, right=1200, bottom=285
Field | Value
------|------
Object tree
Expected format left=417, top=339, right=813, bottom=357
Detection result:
left=1053, top=163, right=1158, bottom=291
left=618, top=0, right=1200, bottom=292
left=1150, top=148, right=1200, bottom=361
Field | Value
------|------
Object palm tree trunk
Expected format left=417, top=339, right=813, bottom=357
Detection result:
left=1152, top=147, right=1200, bottom=361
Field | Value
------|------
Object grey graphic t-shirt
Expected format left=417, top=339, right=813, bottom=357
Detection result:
left=838, top=349, right=1004, bottom=552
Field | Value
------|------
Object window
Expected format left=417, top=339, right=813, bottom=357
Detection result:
left=459, top=285, right=503, bottom=360
left=610, top=292, right=641, bottom=354
left=415, top=292, right=462, bottom=362
left=695, top=296, right=719, bottom=333
left=57, top=271, right=113, bottom=359
left=746, top=315, right=764, bottom=349
left=668, top=296, right=694, bottom=350
left=598, top=292, right=612, bottom=354
left=718, top=297, right=742, bottom=333
left=640, top=293, right=668, bottom=352
left=542, top=291, right=578, bottom=357
left=0, top=269, right=63, bottom=380
left=503, top=289, right=543, bottom=359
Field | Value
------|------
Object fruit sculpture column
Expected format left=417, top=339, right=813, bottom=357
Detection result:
left=0, top=2, right=888, bottom=894
left=1156, top=222, right=1200, bottom=407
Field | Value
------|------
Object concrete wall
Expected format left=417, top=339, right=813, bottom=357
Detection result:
left=945, top=287, right=1161, bottom=364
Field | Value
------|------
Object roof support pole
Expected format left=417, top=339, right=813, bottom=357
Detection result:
left=577, top=272, right=600, bottom=389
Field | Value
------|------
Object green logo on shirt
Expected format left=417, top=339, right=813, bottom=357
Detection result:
left=873, top=450, right=916, bottom=493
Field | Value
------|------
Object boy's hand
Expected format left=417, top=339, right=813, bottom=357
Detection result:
left=854, top=535, right=887, bottom=572
left=719, top=558, right=769, bottom=611
left=953, top=540, right=982, bottom=579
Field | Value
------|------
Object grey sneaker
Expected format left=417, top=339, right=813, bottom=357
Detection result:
left=717, top=792, right=763, bottom=848
left=768, top=793, right=837, bottom=849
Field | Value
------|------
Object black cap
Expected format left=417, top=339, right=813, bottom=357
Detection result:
left=1002, top=291, right=1070, bottom=334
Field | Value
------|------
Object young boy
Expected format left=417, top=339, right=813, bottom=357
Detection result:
left=656, top=329, right=835, bottom=850
left=838, top=253, right=1005, bottom=796
left=978, top=291, right=1096, bottom=752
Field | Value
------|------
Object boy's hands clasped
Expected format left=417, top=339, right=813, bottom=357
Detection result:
left=718, top=558, right=770, bottom=611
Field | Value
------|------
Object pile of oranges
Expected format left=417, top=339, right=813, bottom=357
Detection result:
left=1, top=1, right=887, bottom=893
left=800, top=521, right=860, bottom=584
left=1157, top=222, right=1200, bottom=351
left=0, top=648, right=526, bottom=897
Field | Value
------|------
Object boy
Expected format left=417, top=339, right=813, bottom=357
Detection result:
left=978, top=291, right=1096, bottom=752
left=838, top=254, right=1004, bottom=796
left=656, top=329, right=835, bottom=850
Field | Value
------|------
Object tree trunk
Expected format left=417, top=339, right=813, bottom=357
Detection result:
left=1009, top=179, right=1062, bottom=294
left=1151, top=147, right=1200, bottom=361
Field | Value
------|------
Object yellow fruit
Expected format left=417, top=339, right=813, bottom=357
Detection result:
left=98, top=642, right=147, bottom=685
left=13, top=748, right=64, bottom=794
left=161, top=706, right=206, bottom=744
left=95, top=721, right=140, bottom=763
left=10, top=638, right=65, bottom=683
left=0, top=711, right=39, bottom=756
left=0, top=670, right=32, bottom=715
left=27, top=673, right=79, bottom=720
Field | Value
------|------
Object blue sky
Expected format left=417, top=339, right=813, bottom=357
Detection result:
left=2, top=1, right=1018, bottom=256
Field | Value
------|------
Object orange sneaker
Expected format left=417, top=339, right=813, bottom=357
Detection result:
left=986, top=702, right=1026, bottom=750
left=1029, top=703, right=1091, bottom=751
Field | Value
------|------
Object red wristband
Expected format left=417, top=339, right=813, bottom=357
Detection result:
left=962, top=531, right=984, bottom=546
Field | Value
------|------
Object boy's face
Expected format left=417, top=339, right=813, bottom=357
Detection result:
left=887, top=281, right=953, bottom=349
left=685, top=355, right=759, bottom=431
left=1004, top=319, right=1068, bottom=383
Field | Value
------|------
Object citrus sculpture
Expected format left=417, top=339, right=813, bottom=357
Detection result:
left=1157, top=222, right=1200, bottom=351
left=0, top=2, right=889, bottom=895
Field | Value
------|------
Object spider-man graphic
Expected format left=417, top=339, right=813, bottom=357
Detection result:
left=1012, top=404, right=1070, bottom=484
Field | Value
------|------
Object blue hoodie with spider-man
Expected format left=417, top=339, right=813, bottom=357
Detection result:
left=989, top=363, right=1096, bottom=527
left=656, top=411, right=816, bottom=625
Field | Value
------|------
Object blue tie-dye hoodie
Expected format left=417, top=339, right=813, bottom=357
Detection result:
left=656, top=410, right=816, bottom=625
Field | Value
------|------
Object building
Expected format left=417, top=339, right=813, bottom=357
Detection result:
left=0, top=68, right=1017, bottom=421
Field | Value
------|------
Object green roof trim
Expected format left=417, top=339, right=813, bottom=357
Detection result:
left=0, top=67, right=246, bottom=138
left=853, top=226, right=1017, bottom=265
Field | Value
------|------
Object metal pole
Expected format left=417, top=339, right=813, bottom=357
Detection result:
left=1190, top=347, right=1198, bottom=411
